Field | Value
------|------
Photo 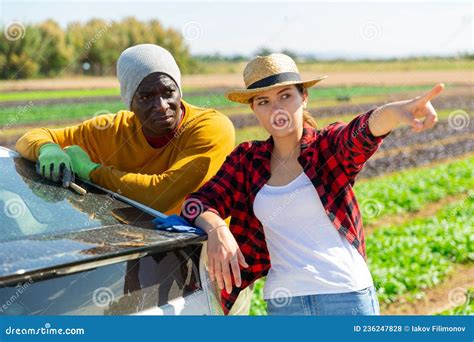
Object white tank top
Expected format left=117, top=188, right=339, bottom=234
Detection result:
left=253, top=171, right=373, bottom=300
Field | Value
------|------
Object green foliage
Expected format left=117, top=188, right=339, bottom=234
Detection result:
left=1, top=18, right=194, bottom=79
left=368, top=195, right=474, bottom=305
left=0, top=88, right=120, bottom=102
left=354, top=157, right=474, bottom=225
left=306, top=85, right=432, bottom=100
left=0, top=101, right=126, bottom=126
left=249, top=278, right=267, bottom=316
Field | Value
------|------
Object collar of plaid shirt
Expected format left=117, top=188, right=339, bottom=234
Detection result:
left=183, top=108, right=389, bottom=315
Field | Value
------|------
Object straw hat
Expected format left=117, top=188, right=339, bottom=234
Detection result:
left=226, top=53, right=327, bottom=104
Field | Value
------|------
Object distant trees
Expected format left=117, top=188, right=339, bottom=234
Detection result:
left=0, top=17, right=195, bottom=79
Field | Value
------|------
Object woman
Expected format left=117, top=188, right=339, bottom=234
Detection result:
left=180, top=53, right=443, bottom=315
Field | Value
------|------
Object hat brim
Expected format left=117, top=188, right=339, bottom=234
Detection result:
left=225, top=76, right=328, bottom=104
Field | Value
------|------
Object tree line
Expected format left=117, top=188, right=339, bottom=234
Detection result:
left=0, top=18, right=196, bottom=79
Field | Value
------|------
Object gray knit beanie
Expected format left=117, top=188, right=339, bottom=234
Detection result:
left=117, top=44, right=182, bottom=109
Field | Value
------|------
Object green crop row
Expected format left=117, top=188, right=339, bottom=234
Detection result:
left=354, top=156, right=474, bottom=225
left=368, top=195, right=474, bottom=306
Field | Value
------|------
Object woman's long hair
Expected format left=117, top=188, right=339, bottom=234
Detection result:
left=303, top=111, right=317, bottom=129
left=295, top=84, right=317, bottom=129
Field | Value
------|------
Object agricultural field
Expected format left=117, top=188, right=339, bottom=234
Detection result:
left=0, top=70, right=472, bottom=316
left=250, top=156, right=474, bottom=315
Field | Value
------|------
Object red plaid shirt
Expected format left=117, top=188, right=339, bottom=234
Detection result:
left=182, top=108, right=389, bottom=315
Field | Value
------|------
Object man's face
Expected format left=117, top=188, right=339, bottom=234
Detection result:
left=130, top=72, right=182, bottom=137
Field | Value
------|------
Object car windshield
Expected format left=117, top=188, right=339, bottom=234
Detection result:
left=0, top=149, right=133, bottom=242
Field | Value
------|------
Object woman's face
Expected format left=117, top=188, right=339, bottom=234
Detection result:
left=250, top=85, right=308, bottom=138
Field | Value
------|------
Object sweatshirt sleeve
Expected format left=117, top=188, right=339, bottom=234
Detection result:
left=15, top=114, right=117, bottom=161
left=90, top=114, right=235, bottom=214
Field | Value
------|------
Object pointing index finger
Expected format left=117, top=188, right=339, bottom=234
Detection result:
left=419, top=83, right=444, bottom=103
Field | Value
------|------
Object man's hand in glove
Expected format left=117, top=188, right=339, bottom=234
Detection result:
left=36, top=143, right=74, bottom=188
left=64, top=145, right=101, bottom=181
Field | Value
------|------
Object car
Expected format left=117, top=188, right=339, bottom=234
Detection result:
left=0, top=146, right=224, bottom=315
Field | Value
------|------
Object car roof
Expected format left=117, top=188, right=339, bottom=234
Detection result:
left=0, top=147, right=205, bottom=285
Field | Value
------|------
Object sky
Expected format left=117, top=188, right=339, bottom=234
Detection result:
left=1, top=0, right=472, bottom=59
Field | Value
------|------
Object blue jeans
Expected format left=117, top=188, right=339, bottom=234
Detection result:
left=265, top=286, right=380, bottom=315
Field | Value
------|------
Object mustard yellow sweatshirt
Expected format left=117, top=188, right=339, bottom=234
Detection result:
left=16, top=100, right=235, bottom=216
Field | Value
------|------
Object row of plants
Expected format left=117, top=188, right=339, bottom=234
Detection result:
left=368, top=194, right=473, bottom=305
left=354, top=155, right=474, bottom=225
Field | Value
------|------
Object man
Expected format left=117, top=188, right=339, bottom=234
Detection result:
left=16, top=44, right=253, bottom=315
left=16, top=44, right=235, bottom=216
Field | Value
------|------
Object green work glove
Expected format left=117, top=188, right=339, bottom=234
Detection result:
left=36, top=143, right=74, bottom=188
left=64, top=145, right=101, bottom=181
